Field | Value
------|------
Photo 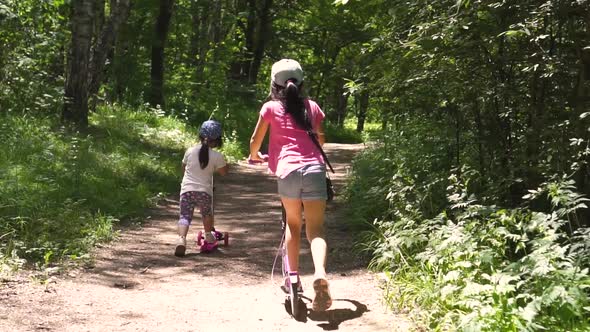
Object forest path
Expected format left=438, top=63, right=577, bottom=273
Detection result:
left=0, top=143, right=411, bottom=332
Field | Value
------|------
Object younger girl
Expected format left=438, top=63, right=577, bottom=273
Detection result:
left=175, top=120, right=228, bottom=256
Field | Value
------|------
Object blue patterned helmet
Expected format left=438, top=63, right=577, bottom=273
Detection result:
left=199, top=120, right=222, bottom=140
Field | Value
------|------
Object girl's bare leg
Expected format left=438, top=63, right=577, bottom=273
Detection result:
left=302, top=199, right=327, bottom=278
left=203, top=215, right=214, bottom=233
left=281, top=197, right=303, bottom=272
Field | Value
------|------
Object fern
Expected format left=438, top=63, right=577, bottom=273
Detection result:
left=362, top=169, right=590, bottom=331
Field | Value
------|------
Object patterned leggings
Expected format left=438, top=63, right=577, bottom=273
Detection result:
left=178, top=191, right=212, bottom=226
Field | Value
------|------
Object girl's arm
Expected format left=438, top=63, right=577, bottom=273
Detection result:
left=317, top=122, right=326, bottom=146
left=249, top=115, right=269, bottom=161
left=216, top=164, right=229, bottom=176
left=182, top=162, right=187, bottom=174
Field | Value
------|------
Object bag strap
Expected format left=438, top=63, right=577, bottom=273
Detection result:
left=307, top=130, right=335, bottom=174
left=304, top=100, right=335, bottom=174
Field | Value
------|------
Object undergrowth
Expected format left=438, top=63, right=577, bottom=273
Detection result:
left=369, top=173, right=589, bottom=331
left=0, top=104, right=245, bottom=272
left=346, top=134, right=590, bottom=331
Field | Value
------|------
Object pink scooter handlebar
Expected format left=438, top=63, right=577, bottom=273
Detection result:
left=248, top=153, right=269, bottom=164
left=248, top=158, right=265, bottom=165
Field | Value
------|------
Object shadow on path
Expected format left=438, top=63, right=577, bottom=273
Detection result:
left=305, top=298, right=369, bottom=331
left=0, top=143, right=417, bottom=332
left=77, top=143, right=368, bottom=289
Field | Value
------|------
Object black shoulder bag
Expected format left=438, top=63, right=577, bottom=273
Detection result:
left=304, top=101, right=335, bottom=202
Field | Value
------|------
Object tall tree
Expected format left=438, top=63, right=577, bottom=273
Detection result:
left=229, top=0, right=274, bottom=84
left=248, top=0, right=273, bottom=84
left=356, top=90, right=369, bottom=132
left=190, top=0, right=209, bottom=90
left=63, top=0, right=131, bottom=127
left=62, top=0, right=95, bottom=127
left=89, top=0, right=131, bottom=111
left=149, top=0, right=175, bottom=109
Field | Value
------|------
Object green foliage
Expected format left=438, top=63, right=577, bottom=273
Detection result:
left=324, top=121, right=364, bottom=144
left=0, top=0, right=68, bottom=115
left=332, top=0, right=590, bottom=207
left=0, top=104, right=196, bottom=267
left=2, top=2, right=590, bottom=331
left=347, top=139, right=590, bottom=330
left=219, top=124, right=248, bottom=164
left=361, top=170, right=590, bottom=331
left=345, top=114, right=452, bottom=231
left=336, top=2, right=590, bottom=326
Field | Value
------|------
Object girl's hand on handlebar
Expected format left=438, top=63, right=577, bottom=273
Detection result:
left=248, top=155, right=264, bottom=164
left=257, top=152, right=269, bottom=162
left=248, top=152, right=268, bottom=164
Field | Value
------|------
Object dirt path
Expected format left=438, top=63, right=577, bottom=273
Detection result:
left=0, top=143, right=411, bottom=332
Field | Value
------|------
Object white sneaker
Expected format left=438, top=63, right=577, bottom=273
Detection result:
left=312, top=277, right=332, bottom=311
left=174, top=236, right=187, bottom=257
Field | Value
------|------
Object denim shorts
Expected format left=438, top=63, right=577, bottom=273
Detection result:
left=277, top=164, right=327, bottom=200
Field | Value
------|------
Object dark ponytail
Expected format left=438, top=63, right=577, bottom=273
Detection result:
left=199, top=138, right=210, bottom=169
left=269, top=81, right=310, bottom=130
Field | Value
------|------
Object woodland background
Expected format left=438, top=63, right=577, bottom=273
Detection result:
left=1, top=0, right=590, bottom=330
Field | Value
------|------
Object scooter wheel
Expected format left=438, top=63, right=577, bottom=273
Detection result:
left=196, top=231, right=203, bottom=246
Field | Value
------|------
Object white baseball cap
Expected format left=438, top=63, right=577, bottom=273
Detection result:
left=271, top=59, right=304, bottom=87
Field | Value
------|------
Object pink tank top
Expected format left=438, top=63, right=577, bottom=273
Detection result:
left=260, top=99, right=325, bottom=178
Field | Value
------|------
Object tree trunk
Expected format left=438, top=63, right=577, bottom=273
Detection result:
left=335, top=82, right=348, bottom=127
left=229, top=0, right=255, bottom=81
left=492, top=33, right=512, bottom=183
left=356, top=90, right=369, bottom=132
left=88, top=0, right=131, bottom=111
left=149, top=0, right=175, bottom=109
left=248, top=0, right=273, bottom=84
left=207, top=0, right=223, bottom=67
left=190, top=1, right=205, bottom=67
left=241, top=0, right=256, bottom=81
left=473, top=99, right=486, bottom=176
left=573, top=10, right=590, bottom=225
left=453, top=104, right=461, bottom=170
left=190, top=0, right=211, bottom=91
left=209, top=0, right=222, bottom=44
left=189, top=2, right=200, bottom=68
left=312, top=30, right=329, bottom=101
left=93, top=0, right=105, bottom=45
left=62, top=0, right=95, bottom=128
left=318, top=47, right=341, bottom=107
left=111, top=28, right=129, bottom=103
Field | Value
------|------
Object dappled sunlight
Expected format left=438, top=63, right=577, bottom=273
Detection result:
left=1, top=143, right=411, bottom=331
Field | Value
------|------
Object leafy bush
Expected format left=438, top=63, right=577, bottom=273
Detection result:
left=344, top=117, right=451, bottom=230
left=361, top=167, right=590, bottom=331
left=324, top=122, right=364, bottom=144
left=345, top=113, right=590, bottom=330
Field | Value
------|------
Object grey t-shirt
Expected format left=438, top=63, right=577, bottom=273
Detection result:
left=180, top=144, right=226, bottom=196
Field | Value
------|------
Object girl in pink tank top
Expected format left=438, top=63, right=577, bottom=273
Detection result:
left=249, top=59, right=332, bottom=312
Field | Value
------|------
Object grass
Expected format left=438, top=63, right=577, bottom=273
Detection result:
left=0, top=103, right=375, bottom=273
left=0, top=103, right=246, bottom=271
left=324, top=118, right=382, bottom=144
